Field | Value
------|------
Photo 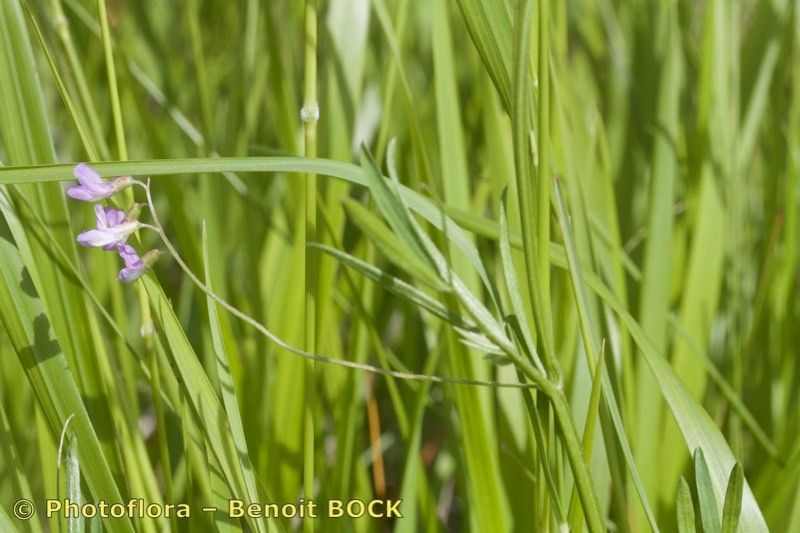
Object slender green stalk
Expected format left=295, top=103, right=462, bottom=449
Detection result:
left=535, top=0, right=554, bottom=366
left=186, top=0, right=214, bottom=152
left=545, top=385, right=605, bottom=533
left=301, top=2, right=319, bottom=528
left=484, top=338, right=603, bottom=532
left=96, top=0, right=172, bottom=514
left=50, top=0, right=110, bottom=158
left=96, top=0, right=126, bottom=160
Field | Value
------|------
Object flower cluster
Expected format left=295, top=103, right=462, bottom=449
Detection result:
left=68, top=163, right=160, bottom=283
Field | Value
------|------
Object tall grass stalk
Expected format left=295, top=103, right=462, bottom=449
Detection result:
left=0, top=1, right=796, bottom=532
left=302, top=4, right=319, bottom=531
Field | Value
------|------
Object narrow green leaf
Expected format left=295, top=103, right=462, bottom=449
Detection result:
left=343, top=197, right=448, bottom=292
left=310, top=243, right=470, bottom=328
left=677, top=477, right=697, bottom=533
left=721, top=464, right=744, bottom=533
left=695, top=449, right=722, bottom=533
left=553, top=179, right=659, bottom=531
left=202, top=225, right=267, bottom=533
left=454, top=0, right=512, bottom=108
left=142, top=276, right=284, bottom=533
left=358, top=146, right=428, bottom=263
left=498, top=190, right=539, bottom=369
left=66, top=437, right=83, bottom=533
left=0, top=222, right=133, bottom=533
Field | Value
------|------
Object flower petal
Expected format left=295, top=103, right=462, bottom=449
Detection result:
left=67, top=185, right=99, bottom=201
left=74, top=163, right=108, bottom=191
left=118, top=265, right=145, bottom=283
left=77, top=229, right=122, bottom=248
left=117, top=244, right=144, bottom=269
left=67, top=185, right=115, bottom=202
left=116, top=244, right=146, bottom=283
left=94, top=204, right=109, bottom=228
left=103, top=207, right=126, bottom=227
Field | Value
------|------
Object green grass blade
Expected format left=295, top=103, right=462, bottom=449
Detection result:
left=553, top=178, right=659, bottom=530
left=202, top=225, right=267, bottom=533
left=676, top=477, right=697, bottom=533
left=0, top=221, right=133, bottom=533
left=580, top=269, right=768, bottom=532
left=343, top=197, right=448, bottom=291
left=721, top=463, right=743, bottom=533
left=310, top=243, right=469, bottom=328
left=142, top=276, right=284, bottom=532
left=454, top=0, right=512, bottom=108
left=66, top=436, right=83, bottom=533
left=695, top=449, right=721, bottom=533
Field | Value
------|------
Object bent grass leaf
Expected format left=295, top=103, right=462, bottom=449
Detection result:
left=584, top=270, right=768, bottom=532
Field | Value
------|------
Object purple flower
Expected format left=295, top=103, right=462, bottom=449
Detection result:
left=67, top=163, right=132, bottom=202
left=76, top=205, right=140, bottom=249
left=117, top=244, right=160, bottom=283
left=117, top=244, right=146, bottom=283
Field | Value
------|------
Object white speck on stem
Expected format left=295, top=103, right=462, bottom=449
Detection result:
left=300, top=103, right=320, bottom=123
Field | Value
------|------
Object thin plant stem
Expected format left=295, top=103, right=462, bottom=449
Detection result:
left=539, top=382, right=606, bottom=533
left=49, top=0, right=110, bottom=159
left=302, top=0, right=319, bottom=522
left=96, top=0, right=172, bottom=513
left=96, top=0, right=126, bottom=160
left=536, top=0, right=554, bottom=365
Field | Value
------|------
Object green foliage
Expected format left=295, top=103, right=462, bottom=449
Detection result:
left=0, top=0, right=797, bottom=531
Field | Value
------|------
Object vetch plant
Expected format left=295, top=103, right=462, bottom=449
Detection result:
left=66, top=163, right=539, bottom=389
left=67, top=163, right=160, bottom=283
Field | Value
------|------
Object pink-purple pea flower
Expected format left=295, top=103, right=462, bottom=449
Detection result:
left=117, top=244, right=160, bottom=283
left=67, top=162, right=161, bottom=284
left=76, top=204, right=140, bottom=250
left=67, top=163, right=133, bottom=202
